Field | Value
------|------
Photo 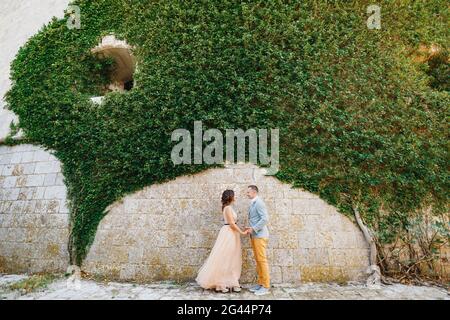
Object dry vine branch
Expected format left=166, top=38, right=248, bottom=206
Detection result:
left=352, top=206, right=383, bottom=286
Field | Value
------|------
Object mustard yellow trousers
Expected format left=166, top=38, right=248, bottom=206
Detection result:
left=250, top=236, right=270, bottom=288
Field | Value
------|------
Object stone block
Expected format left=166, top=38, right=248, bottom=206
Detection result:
left=331, top=231, right=357, bottom=249
left=2, top=176, right=17, bottom=188
left=33, top=187, right=46, bottom=199
left=300, top=266, right=348, bottom=283
left=293, top=248, right=310, bottom=266
left=259, top=184, right=284, bottom=199
left=55, top=173, right=65, bottom=186
left=328, top=249, right=349, bottom=267
left=43, top=186, right=66, bottom=200
left=346, top=249, right=370, bottom=267
left=25, top=174, right=44, bottom=187
left=301, top=215, right=322, bottom=231
left=22, top=163, right=36, bottom=175
left=0, top=214, right=14, bottom=227
left=43, top=173, right=57, bottom=186
left=284, top=187, right=318, bottom=199
left=10, top=200, right=25, bottom=214
left=32, top=150, right=50, bottom=162
left=128, top=248, right=144, bottom=264
left=277, top=233, right=298, bottom=249
left=35, top=161, right=60, bottom=174
left=0, top=153, right=12, bottom=165
left=314, top=231, right=333, bottom=248
left=16, top=176, right=27, bottom=188
left=298, top=231, right=316, bottom=249
left=2, top=164, right=14, bottom=176
left=0, top=146, right=12, bottom=155
left=10, top=152, right=22, bottom=164
left=292, top=198, right=334, bottom=215
left=232, top=167, right=255, bottom=182
left=10, top=164, right=24, bottom=176
left=20, top=151, right=34, bottom=163
left=59, top=201, right=69, bottom=214
left=270, top=265, right=283, bottom=284
left=289, top=215, right=304, bottom=230
left=281, top=266, right=300, bottom=283
left=208, top=168, right=235, bottom=183
left=307, top=248, right=330, bottom=266
left=4, top=188, right=20, bottom=201
left=119, top=265, right=136, bottom=280
left=23, top=200, right=37, bottom=214
left=0, top=228, right=7, bottom=242
left=274, top=198, right=292, bottom=215
left=273, top=249, right=294, bottom=266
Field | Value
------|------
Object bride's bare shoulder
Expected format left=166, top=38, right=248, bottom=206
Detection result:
left=222, top=205, right=233, bottom=212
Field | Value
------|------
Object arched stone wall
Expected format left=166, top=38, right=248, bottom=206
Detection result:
left=82, top=164, right=370, bottom=283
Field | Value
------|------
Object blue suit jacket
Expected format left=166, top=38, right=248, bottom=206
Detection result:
left=248, top=197, right=269, bottom=238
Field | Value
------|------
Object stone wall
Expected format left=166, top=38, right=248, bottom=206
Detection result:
left=82, top=164, right=370, bottom=283
left=0, top=144, right=371, bottom=283
left=2, top=145, right=447, bottom=283
left=0, top=144, right=69, bottom=273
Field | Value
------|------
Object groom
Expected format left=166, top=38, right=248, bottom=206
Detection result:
left=244, top=185, right=270, bottom=296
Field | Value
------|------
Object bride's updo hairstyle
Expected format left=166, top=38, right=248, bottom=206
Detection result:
left=221, top=190, right=235, bottom=210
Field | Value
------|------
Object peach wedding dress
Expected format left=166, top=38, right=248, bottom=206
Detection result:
left=196, top=206, right=242, bottom=291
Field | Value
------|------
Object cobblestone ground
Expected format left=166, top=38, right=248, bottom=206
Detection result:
left=0, top=274, right=448, bottom=300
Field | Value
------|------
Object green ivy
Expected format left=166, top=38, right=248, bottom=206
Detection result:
left=4, top=0, right=449, bottom=269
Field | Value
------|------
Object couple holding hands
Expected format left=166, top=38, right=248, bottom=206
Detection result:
left=196, top=185, right=271, bottom=296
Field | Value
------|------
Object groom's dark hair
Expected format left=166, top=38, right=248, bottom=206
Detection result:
left=248, top=185, right=259, bottom=193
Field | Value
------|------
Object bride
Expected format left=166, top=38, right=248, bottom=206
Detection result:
left=196, top=189, right=247, bottom=293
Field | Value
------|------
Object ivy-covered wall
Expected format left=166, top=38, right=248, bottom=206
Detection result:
left=0, top=0, right=71, bottom=141
left=3, top=0, right=448, bottom=280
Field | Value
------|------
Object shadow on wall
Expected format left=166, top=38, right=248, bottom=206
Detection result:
left=82, top=163, right=370, bottom=284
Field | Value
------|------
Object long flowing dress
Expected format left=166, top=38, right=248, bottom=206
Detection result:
left=195, top=206, right=242, bottom=291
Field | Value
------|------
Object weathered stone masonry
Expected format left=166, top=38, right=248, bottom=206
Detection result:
left=82, top=164, right=370, bottom=283
left=1, top=145, right=370, bottom=283
left=0, top=144, right=69, bottom=273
